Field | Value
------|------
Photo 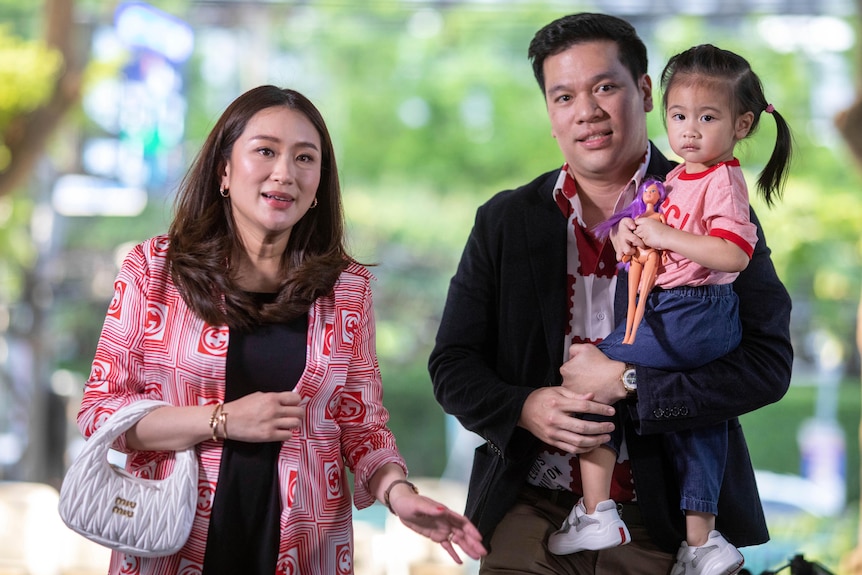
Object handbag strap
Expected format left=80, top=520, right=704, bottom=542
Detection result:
left=84, top=399, right=197, bottom=474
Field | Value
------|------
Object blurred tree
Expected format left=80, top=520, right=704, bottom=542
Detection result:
left=3, top=1, right=859, bottom=480
left=836, top=0, right=862, bottom=572
left=0, top=0, right=83, bottom=198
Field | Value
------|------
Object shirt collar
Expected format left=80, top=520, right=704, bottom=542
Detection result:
left=553, top=146, right=652, bottom=221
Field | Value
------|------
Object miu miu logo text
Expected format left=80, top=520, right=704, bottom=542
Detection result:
left=112, top=496, right=137, bottom=518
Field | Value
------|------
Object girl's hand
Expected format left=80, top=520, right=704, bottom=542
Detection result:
left=633, top=216, right=670, bottom=250
left=388, top=486, right=487, bottom=564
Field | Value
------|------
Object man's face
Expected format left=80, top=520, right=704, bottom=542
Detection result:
left=543, top=40, right=653, bottom=188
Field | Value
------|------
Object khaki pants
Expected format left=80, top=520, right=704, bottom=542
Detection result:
left=479, top=485, right=675, bottom=575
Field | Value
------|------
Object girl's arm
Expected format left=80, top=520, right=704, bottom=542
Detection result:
left=633, top=217, right=749, bottom=272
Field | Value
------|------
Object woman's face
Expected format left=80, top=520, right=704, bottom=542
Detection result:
left=220, top=106, right=322, bottom=247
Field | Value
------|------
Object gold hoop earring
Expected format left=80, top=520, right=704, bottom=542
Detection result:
left=310, top=197, right=318, bottom=209
left=220, top=187, right=229, bottom=198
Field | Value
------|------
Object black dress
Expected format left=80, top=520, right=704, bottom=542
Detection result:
left=202, top=296, right=307, bottom=575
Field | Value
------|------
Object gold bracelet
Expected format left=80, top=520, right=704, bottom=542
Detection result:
left=217, top=410, right=229, bottom=440
left=383, top=479, right=418, bottom=515
left=209, top=403, right=224, bottom=442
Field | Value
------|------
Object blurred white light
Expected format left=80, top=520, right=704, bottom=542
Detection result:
left=82, top=78, right=121, bottom=134
left=0, top=433, right=22, bottom=465
left=114, top=241, right=139, bottom=268
left=30, top=204, right=54, bottom=249
left=758, top=16, right=855, bottom=54
left=398, top=97, right=431, bottom=129
left=809, top=16, right=855, bottom=52
left=51, top=369, right=80, bottom=397
left=408, top=9, right=443, bottom=39
left=460, top=90, right=494, bottom=143
left=82, top=138, right=120, bottom=177
left=115, top=2, right=194, bottom=64
left=52, top=174, right=147, bottom=217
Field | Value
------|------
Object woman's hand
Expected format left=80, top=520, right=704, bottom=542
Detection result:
left=223, top=391, right=306, bottom=443
left=388, top=485, right=487, bottom=565
left=125, top=391, right=305, bottom=451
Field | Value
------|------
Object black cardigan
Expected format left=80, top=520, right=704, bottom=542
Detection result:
left=429, top=143, right=793, bottom=553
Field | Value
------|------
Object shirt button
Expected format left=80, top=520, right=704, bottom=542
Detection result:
left=597, top=312, right=606, bottom=321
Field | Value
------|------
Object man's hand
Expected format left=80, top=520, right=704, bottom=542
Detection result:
left=561, top=344, right=627, bottom=405
left=518, top=386, right=614, bottom=453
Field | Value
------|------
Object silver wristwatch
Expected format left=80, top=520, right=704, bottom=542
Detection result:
left=621, top=364, right=637, bottom=396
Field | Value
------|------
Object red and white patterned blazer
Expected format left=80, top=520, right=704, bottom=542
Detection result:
left=77, top=235, right=406, bottom=575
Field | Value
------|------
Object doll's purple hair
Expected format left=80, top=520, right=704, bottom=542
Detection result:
left=592, top=177, right=667, bottom=241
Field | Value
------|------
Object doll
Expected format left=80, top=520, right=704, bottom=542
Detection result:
left=594, top=177, right=667, bottom=344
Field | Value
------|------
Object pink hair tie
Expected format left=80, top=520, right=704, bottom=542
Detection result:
left=765, top=104, right=775, bottom=114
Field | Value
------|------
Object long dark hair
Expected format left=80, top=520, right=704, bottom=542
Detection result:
left=661, top=44, right=793, bottom=207
left=167, top=85, right=350, bottom=330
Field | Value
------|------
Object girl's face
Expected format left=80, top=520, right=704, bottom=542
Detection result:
left=220, top=106, right=322, bottom=248
left=665, top=81, right=753, bottom=173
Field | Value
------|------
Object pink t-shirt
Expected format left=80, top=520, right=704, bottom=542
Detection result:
left=657, top=159, right=758, bottom=288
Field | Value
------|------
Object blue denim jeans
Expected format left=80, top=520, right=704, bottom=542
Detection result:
left=664, top=422, right=728, bottom=515
left=592, top=283, right=738, bottom=513
left=598, top=283, right=741, bottom=370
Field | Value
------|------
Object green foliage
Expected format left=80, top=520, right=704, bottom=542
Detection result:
left=741, top=380, right=861, bottom=504
left=267, top=4, right=562, bottom=192
left=0, top=24, right=62, bottom=170
left=381, top=361, right=449, bottom=476
left=3, top=2, right=862, bottom=490
left=753, top=509, right=857, bottom=573
left=739, top=381, right=860, bottom=572
left=0, top=194, right=36, bottom=302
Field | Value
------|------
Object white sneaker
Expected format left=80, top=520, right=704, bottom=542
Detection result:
left=547, top=498, right=631, bottom=555
left=670, top=531, right=745, bottom=575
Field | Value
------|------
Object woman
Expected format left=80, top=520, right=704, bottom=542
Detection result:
left=77, top=85, right=486, bottom=574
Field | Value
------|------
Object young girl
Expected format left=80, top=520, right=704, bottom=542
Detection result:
left=547, top=44, right=793, bottom=575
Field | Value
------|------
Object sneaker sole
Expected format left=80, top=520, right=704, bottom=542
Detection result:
left=700, top=550, right=745, bottom=575
left=547, top=523, right=631, bottom=555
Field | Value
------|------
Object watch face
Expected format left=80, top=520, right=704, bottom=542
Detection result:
left=623, top=369, right=637, bottom=389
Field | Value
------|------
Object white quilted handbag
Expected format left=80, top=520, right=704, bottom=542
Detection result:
left=58, top=399, right=198, bottom=557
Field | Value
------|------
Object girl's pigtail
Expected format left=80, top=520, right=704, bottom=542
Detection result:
left=756, top=107, right=794, bottom=207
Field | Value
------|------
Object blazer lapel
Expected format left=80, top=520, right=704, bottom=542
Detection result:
left=523, top=178, right=568, bottom=378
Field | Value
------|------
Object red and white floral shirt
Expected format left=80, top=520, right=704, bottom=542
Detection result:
left=527, top=154, right=649, bottom=503
left=77, top=235, right=406, bottom=575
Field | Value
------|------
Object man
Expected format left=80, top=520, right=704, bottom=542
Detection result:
left=429, top=12, right=792, bottom=574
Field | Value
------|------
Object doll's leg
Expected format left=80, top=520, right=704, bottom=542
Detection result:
left=623, top=260, right=643, bottom=343
left=624, top=252, right=660, bottom=344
